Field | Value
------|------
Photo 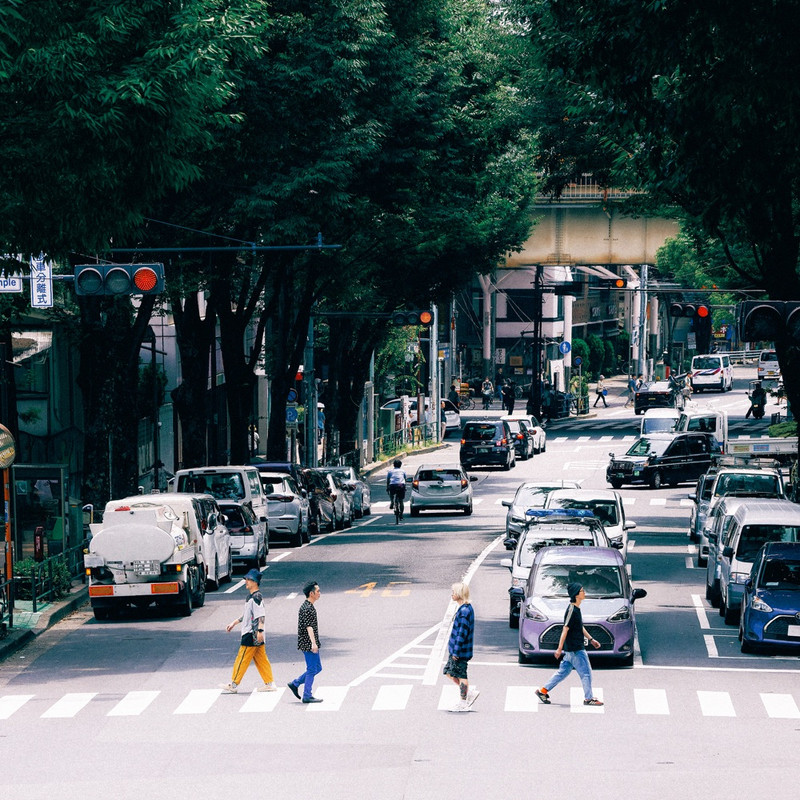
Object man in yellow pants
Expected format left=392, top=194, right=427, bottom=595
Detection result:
left=220, top=569, right=277, bottom=693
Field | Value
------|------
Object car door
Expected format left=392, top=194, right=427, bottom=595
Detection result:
left=661, top=438, right=688, bottom=483
left=686, top=435, right=712, bottom=481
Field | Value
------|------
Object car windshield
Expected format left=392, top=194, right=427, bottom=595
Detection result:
left=514, top=486, right=556, bottom=508
left=328, top=468, right=354, bottom=481
left=694, top=357, right=721, bottom=370
left=737, top=525, right=800, bottom=561
left=715, top=474, right=781, bottom=498
left=417, top=469, right=462, bottom=482
left=465, top=424, right=500, bottom=441
left=626, top=437, right=671, bottom=457
left=518, top=535, right=596, bottom=567
left=549, top=498, right=619, bottom=526
left=177, top=473, right=245, bottom=500
left=760, top=558, right=800, bottom=590
left=506, top=420, right=522, bottom=433
left=532, top=564, right=624, bottom=598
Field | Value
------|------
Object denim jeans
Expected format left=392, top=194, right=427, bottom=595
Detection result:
left=292, top=650, right=322, bottom=700
left=543, top=649, right=594, bottom=701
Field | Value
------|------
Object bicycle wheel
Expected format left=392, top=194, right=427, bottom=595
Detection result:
left=395, top=497, right=404, bottom=524
left=463, top=397, right=475, bottom=410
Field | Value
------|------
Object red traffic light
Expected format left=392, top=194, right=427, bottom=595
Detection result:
left=132, top=266, right=160, bottom=293
left=74, top=263, right=165, bottom=296
left=696, top=305, right=710, bottom=318
left=391, top=309, right=433, bottom=326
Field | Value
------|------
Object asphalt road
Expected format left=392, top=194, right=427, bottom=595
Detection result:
left=1, top=366, right=798, bottom=799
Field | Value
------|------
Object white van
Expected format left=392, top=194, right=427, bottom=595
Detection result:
left=757, top=349, right=780, bottom=381
left=172, top=466, right=268, bottom=542
left=690, top=353, right=733, bottom=393
left=717, top=500, right=800, bottom=624
left=640, top=408, right=680, bottom=436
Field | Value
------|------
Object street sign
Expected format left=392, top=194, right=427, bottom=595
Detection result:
left=573, top=356, right=583, bottom=367
left=0, top=424, right=16, bottom=469
left=559, top=341, right=571, bottom=355
left=286, top=406, right=299, bottom=423
left=287, top=389, right=298, bottom=403
left=30, top=254, right=53, bottom=308
left=0, top=272, right=23, bottom=293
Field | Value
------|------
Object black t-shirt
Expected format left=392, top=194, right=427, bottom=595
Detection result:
left=562, top=603, right=585, bottom=652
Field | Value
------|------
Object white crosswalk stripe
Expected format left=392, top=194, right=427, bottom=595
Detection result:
left=0, top=694, right=34, bottom=719
left=239, top=688, right=286, bottom=713
left=698, top=690, right=736, bottom=717
left=108, top=690, right=160, bottom=717
left=41, top=692, right=96, bottom=719
left=761, top=693, right=800, bottom=719
left=174, top=688, right=220, bottom=715
left=570, top=686, right=604, bottom=712
left=373, top=684, right=413, bottom=711
left=635, top=688, right=669, bottom=715
left=504, top=686, right=539, bottom=712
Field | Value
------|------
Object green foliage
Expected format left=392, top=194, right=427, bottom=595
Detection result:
left=586, top=334, right=604, bottom=379
left=603, top=340, right=615, bottom=374
left=14, top=557, right=71, bottom=600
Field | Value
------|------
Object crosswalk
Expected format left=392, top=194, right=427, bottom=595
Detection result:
left=2, top=685, right=799, bottom=720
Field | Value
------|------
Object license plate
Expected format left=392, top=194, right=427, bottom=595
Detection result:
left=477, top=447, right=490, bottom=453
left=132, top=560, right=160, bottom=576
left=787, top=625, right=800, bottom=638
left=633, top=469, right=642, bottom=476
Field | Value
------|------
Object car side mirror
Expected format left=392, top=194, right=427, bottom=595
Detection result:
left=745, top=578, right=752, bottom=590
left=707, top=532, right=718, bottom=544
left=259, top=516, right=267, bottom=523
left=611, top=540, right=624, bottom=549
left=609, top=452, right=615, bottom=459
left=688, top=493, right=695, bottom=500
left=631, top=587, right=647, bottom=601
left=722, top=546, right=734, bottom=559
left=624, top=521, right=637, bottom=530
left=470, top=476, right=478, bottom=482
left=501, top=500, right=512, bottom=507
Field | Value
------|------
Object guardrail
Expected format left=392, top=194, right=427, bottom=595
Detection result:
left=12, top=541, right=87, bottom=615
left=727, top=349, right=762, bottom=364
left=0, top=574, right=13, bottom=638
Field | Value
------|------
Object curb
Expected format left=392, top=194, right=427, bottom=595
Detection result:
left=361, top=442, right=449, bottom=478
left=0, top=584, right=88, bottom=662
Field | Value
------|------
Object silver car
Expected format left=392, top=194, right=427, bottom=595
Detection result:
left=218, top=500, right=267, bottom=569
left=259, top=473, right=311, bottom=547
left=318, top=466, right=371, bottom=517
left=409, top=464, right=476, bottom=516
left=501, top=481, right=581, bottom=539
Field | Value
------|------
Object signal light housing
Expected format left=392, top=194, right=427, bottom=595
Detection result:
left=74, top=263, right=165, bottom=296
left=391, top=309, right=433, bottom=326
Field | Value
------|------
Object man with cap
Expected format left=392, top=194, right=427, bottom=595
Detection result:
left=535, top=582, right=603, bottom=706
left=220, top=568, right=276, bottom=693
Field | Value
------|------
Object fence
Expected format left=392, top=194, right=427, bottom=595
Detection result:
left=0, top=573, right=13, bottom=638
left=328, top=423, right=438, bottom=469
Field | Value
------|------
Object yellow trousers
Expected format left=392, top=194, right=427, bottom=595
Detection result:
left=231, top=645, right=274, bottom=686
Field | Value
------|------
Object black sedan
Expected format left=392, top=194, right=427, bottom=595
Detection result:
left=634, top=380, right=679, bottom=415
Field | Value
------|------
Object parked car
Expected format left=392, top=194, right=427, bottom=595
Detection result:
left=606, top=432, right=719, bottom=489
left=409, top=464, right=476, bottom=516
left=517, top=545, right=646, bottom=666
left=757, top=349, right=781, bottom=381
left=318, top=466, right=371, bottom=517
left=218, top=500, right=267, bottom=568
left=688, top=469, right=719, bottom=546
left=441, top=399, right=461, bottom=431
left=503, top=414, right=546, bottom=453
left=259, top=472, right=311, bottom=547
left=502, top=418, right=534, bottom=460
left=460, top=419, right=516, bottom=470
left=380, top=396, right=432, bottom=426
left=301, top=468, right=338, bottom=533
left=252, top=460, right=307, bottom=488
left=501, top=509, right=610, bottom=628
left=718, top=500, right=800, bottom=624
left=690, top=352, right=733, bottom=393
left=634, top=381, right=679, bottom=415
left=740, top=541, right=800, bottom=653
left=545, top=488, right=636, bottom=555
left=501, top=481, right=582, bottom=539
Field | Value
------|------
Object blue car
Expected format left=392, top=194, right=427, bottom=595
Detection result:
left=740, top=541, right=800, bottom=653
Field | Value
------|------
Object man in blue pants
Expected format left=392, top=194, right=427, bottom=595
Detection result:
left=535, top=582, right=604, bottom=707
left=287, top=581, right=323, bottom=704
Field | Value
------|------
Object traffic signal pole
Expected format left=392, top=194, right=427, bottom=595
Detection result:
left=637, top=264, right=649, bottom=379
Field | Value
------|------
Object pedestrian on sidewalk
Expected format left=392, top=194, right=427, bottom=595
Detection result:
left=220, top=568, right=276, bottom=694
left=535, top=582, right=603, bottom=707
left=443, top=582, right=478, bottom=712
left=625, top=375, right=637, bottom=407
left=593, top=375, right=608, bottom=408
left=502, top=382, right=516, bottom=415
left=287, top=580, right=323, bottom=703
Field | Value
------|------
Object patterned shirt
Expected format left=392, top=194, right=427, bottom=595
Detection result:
left=240, top=590, right=265, bottom=645
left=297, top=599, right=319, bottom=651
left=448, top=603, right=474, bottom=660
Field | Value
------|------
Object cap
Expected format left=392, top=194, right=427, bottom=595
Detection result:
left=567, top=582, right=583, bottom=600
left=244, top=569, right=262, bottom=584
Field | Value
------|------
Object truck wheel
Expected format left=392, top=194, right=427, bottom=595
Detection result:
left=180, top=582, right=193, bottom=617
left=192, top=567, right=206, bottom=608
left=93, top=606, right=110, bottom=621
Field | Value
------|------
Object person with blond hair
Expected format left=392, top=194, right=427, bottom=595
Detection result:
left=443, top=582, right=478, bottom=712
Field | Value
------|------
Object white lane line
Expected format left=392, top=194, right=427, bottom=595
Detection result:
left=240, top=687, right=285, bottom=713
left=571, top=686, right=604, bottom=713
left=650, top=498, right=667, bottom=506
left=423, top=534, right=506, bottom=686
left=685, top=556, right=696, bottom=569
left=0, top=694, right=34, bottom=719
left=437, top=685, right=460, bottom=710
left=704, top=634, right=719, bottom=658
left=679, top=498, right=694, bottom=507
left=577, top=436, right=591, bottom=442
left=107, top=690, right=160, bottom=717
left=692, top=594, right=711, bottom=630
left=628, top=540, right=636, bottom=551
left=634, top=688, right=670, bottom=715
left=306, top=686, right=348, bottom=711
left=41, top=692, right=97, bottom=719
left=271, top=552, right=290, bottom=562
left=598, top=436, right=613, bottom=442
left=286, top=592, right=298, bottom=600
left=761, top=693, right=800, bottom=719
left=698, top=690, right=735, bottom=716
left=623, top=497, right=636, bottom=506
left=349, top=623, right=440, bottom=687
left=372, top=684, right=413, bottom=711
left=505, top=686, right=539, bottom=712
left=226, top=565, right=270, bottom=594
left=174, top=689, right=221, bottom=715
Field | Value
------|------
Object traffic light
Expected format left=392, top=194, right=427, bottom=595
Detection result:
left=391, top=309, right=433, bottom=326
left=552, top=281, right=584, bottom=296
left=599, top=277, right=627, bottom=289
left=738, top=300, right=800, bottom=341
left=74, top=263, right=165, bottom=296
left=669, top=302, right=710, bottom=318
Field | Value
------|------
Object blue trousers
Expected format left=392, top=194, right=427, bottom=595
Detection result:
left=291, top=651, right=322, bottom=700
left=543, top=649, right=594, bottom=701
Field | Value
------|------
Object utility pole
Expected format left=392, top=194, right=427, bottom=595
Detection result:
left=530, top=266, right=544, bottom=418
left=637, top=264, right=649, bottom=379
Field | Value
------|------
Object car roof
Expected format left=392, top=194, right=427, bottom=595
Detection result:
left=516, top=480, right=581, bottom=490
left=547, top=488, right=620, bottom=502
left=642, top=408, right=680, bottom=417
left=732, top=500, right=800, bottom=525
left=533, top=545, right=623, bottom=567
left=415, top=464, right=463, bottom=472
left=762, top=541, right=800, bottom=557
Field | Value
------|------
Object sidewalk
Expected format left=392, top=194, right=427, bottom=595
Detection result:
left=0, top=581, right=88, bottom=662
left=546, top=373, right=631, bottom=427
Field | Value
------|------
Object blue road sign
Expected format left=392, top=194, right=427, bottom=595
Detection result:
left=559, top=341, right=571, bottom=355
left=573, top=356, right=583, bottom=367
left=286, top=406, right=299, bottom=423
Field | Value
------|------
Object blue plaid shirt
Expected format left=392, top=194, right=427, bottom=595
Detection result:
left=448, top=603, right=474, bottom=659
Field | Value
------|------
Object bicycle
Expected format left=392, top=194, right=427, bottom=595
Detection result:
left=394, top=493, right=404, bottom=524
left=459, top=393, right=476, bottom=410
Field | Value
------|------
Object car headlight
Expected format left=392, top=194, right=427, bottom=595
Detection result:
left=607, top=605, right=631, bottom=622
left=511, top=577, right=524, bottom=587
left=732, top=572, right=749, bottom=584
left=510, top=513, right=526, bottom=523
left=750, top=595, right=773, bottom=613
left=523, top=603, right=548, bottom=621
left=608, top=535, right=622, bottom=546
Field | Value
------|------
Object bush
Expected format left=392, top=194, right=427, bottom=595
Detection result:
left=603, top=340, right=615, bottom=374
left=14, top=557, right=72, bottom=601
left=587, top=334, right=605, bottom=379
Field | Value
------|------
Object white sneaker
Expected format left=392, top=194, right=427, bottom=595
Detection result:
left=449, top=699, right=470, bottom=712
left=219, top=682, right=238, bottom=694
left=257, top=682, right=277, bottom=692
left=466, top=687, right=480, bottom=707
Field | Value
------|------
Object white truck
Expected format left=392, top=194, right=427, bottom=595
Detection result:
left=84, top=497, right=209, bottom=620
left=676, top=406, right=798, bottom=461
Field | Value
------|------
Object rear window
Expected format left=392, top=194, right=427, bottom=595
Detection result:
left=177, top=472, right=245, bottom=501
left=221, top=507, right=246, bottom=528
left=693, top=356, right=722, bottom=370
left=737, top=525, right=800, bottom=561
left=760, top=351, right=778, bottom=363
left=760, top=558, right=800, bottom=590
left=464, top=423, right=501, bottom=441
left=715, top=473, right=781, bottom=498
left=417, top=469, right=462, bottom=482
left=518, top=534, right=596, bottom=567
left=261, top=477, right=289, bottom=495
left=549, top=498, right=619, bottom=527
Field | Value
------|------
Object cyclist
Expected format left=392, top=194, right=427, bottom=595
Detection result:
left=481, top=377, right=494, bottom=410
left=386, top=459, right=408, bottom=514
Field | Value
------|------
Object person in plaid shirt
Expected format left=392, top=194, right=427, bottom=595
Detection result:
left=443, top=582, right=477, bottom=712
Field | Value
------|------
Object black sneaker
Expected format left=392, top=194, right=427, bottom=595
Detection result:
left=535, top=689, right=551, bottom=704
left=583, top=698, right=604, bottom=706
left=287, top=683, right=300, bottom=700
left=302, top=696, right=323, bottom=704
